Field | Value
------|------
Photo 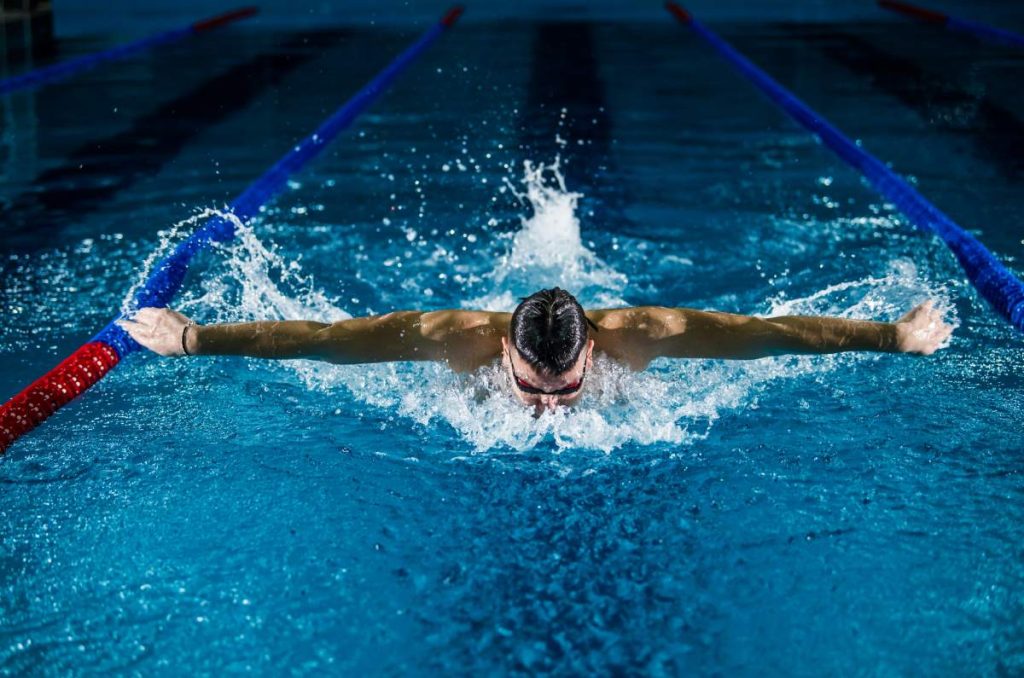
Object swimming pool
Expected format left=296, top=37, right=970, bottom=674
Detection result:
left=2, top=4, right=1024, bottom=674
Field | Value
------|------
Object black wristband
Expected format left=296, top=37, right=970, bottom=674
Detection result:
left=182, top=322, right=196, bottom=356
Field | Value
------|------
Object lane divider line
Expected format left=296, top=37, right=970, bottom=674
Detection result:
left=665, top=2, right=1024, bottom=334
left=878, top=0, right=1024, bottom=49
left=0, top=7, right=259, bottom=96
left=0, top=6, right=465, bottom=454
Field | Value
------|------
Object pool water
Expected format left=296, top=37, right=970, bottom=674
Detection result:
left=2, top=8, right=1024, bottom=674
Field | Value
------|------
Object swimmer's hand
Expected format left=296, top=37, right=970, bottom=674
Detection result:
left=116, top=307, right=196, bottom=357
left=894, top=300, right=953, bottom=355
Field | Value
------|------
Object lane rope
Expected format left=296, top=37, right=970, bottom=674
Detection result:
left=0, top=6, right=465, bottom=454
left=0, top=7, right=259, bottom=95
left=878, top=0, right=1024, bottom=49
left=666, top=2, right=1024, bottom=334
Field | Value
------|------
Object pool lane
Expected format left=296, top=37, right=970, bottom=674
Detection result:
left=0, top=29, right=353, bottom=253
left=520, top=23, right=612, bottom=184
left=783, top=25, right=1024, bottom=180
left=518, top=22, right=631, bottom=232
left=879, top=0, right=1024, bottom=49
left=1, top=17, right=1023, bottom=675
left=0, top=7, right=258, bottom=95
left=703, top=20, right=1023, bottom=258
left=0, top=10, right=465, bottom=454
left=668, top=6, right=1024, bottom=334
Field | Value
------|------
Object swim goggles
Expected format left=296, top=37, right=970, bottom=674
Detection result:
left=505, top=346, right=587, bottom=396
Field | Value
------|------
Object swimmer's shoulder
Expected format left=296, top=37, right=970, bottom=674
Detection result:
left=586, top=306, right=689, bottom=371
left=419, top=309, right=510, bottom=372
left=587, top=306, right=685, bottom=333
left=419, top=309, right=510, bottom=338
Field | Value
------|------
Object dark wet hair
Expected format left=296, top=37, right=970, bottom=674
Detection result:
left=509, top=287, right=596, bottom=376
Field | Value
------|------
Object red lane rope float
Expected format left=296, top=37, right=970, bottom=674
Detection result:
left=665, top=2, right=691, bottom=23
left=0, top=7, right=259, bottom=95
left=878, top=0, right=1024, bottom=49
left=878, top=0, right=947, bottom=24
left=440, top=6, right=465, bottom=27
left=0, top=343, right=120, bottom=451
left=192, top=7, right=259, bottom=33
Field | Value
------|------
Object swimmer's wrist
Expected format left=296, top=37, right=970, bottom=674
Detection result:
left=184, top=324, right=202, bottom=356
left=888, top=322, right=905, bottom=352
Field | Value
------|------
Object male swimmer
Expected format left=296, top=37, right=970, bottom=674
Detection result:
left=118, top=287, right=952, bottom=414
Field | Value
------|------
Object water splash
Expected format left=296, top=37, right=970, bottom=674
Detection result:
left=190, top=213, right=344, bottom=326
left=124, top=208, right=346, bottom=325
left=766, top=258, right=959, bottom=335
left=128, top=170, right=954, bottom=455
left=468, top=158, right=627, bottom=311
left=120, top=208, right=224, bottom=317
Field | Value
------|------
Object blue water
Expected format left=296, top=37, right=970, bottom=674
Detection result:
left=2, top=8, right=1024, bottom=674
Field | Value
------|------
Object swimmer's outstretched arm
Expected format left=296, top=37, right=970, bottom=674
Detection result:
left=592, top=301, right=952, bottom=367
left=117, top=307, right=506, bottom=370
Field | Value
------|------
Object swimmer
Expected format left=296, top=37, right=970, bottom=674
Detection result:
left=118, top=287, right=952, bottom=414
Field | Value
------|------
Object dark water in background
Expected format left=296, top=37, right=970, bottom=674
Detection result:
left=1, top=10, right=1024, bottom=675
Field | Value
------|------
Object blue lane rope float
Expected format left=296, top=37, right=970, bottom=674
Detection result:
left=0, top=6, right=465, bottom=453
left=0, top=7, right=259, bottom=96
left=665, top=2, right=1024, bottom=334
left=878, top=0, right=1024, bottom=50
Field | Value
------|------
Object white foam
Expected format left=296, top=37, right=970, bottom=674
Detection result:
left=467, top=158, right=628, bottom=310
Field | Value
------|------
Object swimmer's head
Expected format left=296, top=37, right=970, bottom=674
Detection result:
left=501, top=287, right=595, bottom=412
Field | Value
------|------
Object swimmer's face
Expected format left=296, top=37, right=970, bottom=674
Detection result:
left=501, top=336, right=594, bottom=414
